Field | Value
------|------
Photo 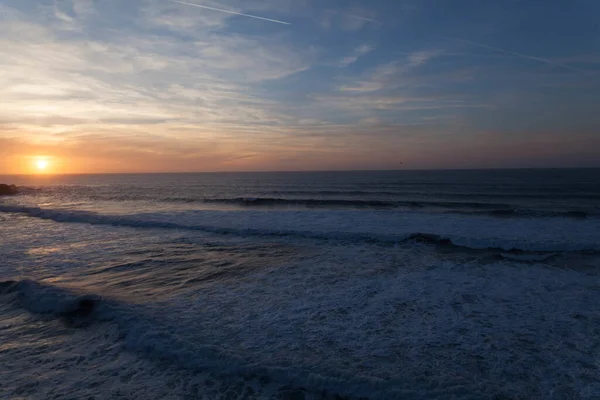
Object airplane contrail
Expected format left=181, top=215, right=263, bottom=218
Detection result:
left=343, top=13, right=380, bottom=24
left=168, top=0, right=291, bottom=25
left=452, top=38, right=581, bottom=72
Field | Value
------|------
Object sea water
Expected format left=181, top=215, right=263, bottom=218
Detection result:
left=1, top=169, right=599, bottom=399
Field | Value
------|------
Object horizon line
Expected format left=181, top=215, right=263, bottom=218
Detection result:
left=2, top=166, right=599, bottom=177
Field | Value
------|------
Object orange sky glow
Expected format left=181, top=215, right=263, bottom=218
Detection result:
left=2, top=129, right=598, bottom=175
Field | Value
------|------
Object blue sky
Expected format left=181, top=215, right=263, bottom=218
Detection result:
left=1, top=0, right=599, bottom=173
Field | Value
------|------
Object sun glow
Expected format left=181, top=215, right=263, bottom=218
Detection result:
left=33, top=157, right=51, bottom=173
left=36, top=159, right=48, bottom=170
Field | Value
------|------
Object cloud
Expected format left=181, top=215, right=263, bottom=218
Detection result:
left=452, top=38, right=583, bottom=72
left=338, top=44, right=374, bottom=67
left=407, top=50, right=440, bottom=67
left=319, top=8, right=380, bottom=32
left=1, top=0, right=598, bottom=173
left=310, top=93, right=490, bottom=120
left=339, top=50, right=441, bottom=93
left=0, top=3, right=313, bottom=138
left=0, top=4, right=489, bottom=172
left=339, top=62, right=398, bottom=93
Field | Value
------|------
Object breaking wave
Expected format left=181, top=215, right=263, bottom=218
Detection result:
left=2, top=204, right=599, bottom=253
left=197, top=197, right=513, bottom=210
left=0, top=279, right=400, bottom=399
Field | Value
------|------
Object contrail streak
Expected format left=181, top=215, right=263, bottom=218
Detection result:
left=344, top=13, right=380, bottom=24
left=168, top=0, right=291, bottom=25
left=453, top=38, right=581, bottom=72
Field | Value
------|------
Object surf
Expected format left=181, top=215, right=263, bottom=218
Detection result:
left=2, top=204, right=600, bottom=253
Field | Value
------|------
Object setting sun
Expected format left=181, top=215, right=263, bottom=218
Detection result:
left=36, top=159, right=49, bottom=170
left=32, top=157, right=52, bottom=173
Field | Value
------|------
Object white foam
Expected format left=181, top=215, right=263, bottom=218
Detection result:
left=5, top=241, right=600, bottom=398
left=2, top=201, right=600, bottom=398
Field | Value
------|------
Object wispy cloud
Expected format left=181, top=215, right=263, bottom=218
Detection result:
left=340, top=50, right=441, bottom=92
left=0, top=3, right=309, bottom=130
left=339, top=44, right=374, bottom=67
left=407, top=50, right=440, bottom=67
left=453, top=38, right=583, bottom=72
left=1, top=0, right=598, bottom=172
left=319, top=7, right=380, bottom=32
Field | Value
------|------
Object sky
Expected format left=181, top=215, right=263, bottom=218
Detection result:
left=1, top=0, right=599, bottom=174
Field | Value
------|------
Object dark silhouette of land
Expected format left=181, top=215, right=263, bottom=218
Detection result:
left=0, top=184, right=18, bottom=196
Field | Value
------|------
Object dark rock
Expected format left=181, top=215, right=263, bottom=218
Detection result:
left=0, top=184, right=18, bottom=195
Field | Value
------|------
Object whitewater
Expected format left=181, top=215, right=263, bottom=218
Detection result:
left=1, top=170, right=599, bottom=399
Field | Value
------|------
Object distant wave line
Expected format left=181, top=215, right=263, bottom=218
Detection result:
left=1, top=204, right=596, bottom=252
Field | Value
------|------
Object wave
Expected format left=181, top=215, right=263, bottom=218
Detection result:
left=19, top=187, right=600, bottom=218
left=20, top=192, right=513, bottom=210
left=2, top=204, right=599, bottom=253
left=0, top=279, right=400, bottom=399
left=1, top=279, right=99, bottom=320
left=452, top=208, right=592, bottom=219
left=28, top=186, right=600, bottom=200
left=252, top=190, right=600, bottom=200
left=203, top=198, right=595, bottom=218
left=191, top=197, right=514, bottom=210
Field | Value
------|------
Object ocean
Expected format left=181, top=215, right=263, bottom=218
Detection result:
left=1, top=169, right=599, bottom=399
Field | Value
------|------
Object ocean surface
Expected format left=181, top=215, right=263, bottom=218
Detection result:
left=1, top=169, right=599, bottom=399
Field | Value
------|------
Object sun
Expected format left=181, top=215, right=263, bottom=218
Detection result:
left=34, top=158, right=50, bottom=172
left=28, top=156, right=58, bottom=174
left=36, top=160, right=48, bottom=170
